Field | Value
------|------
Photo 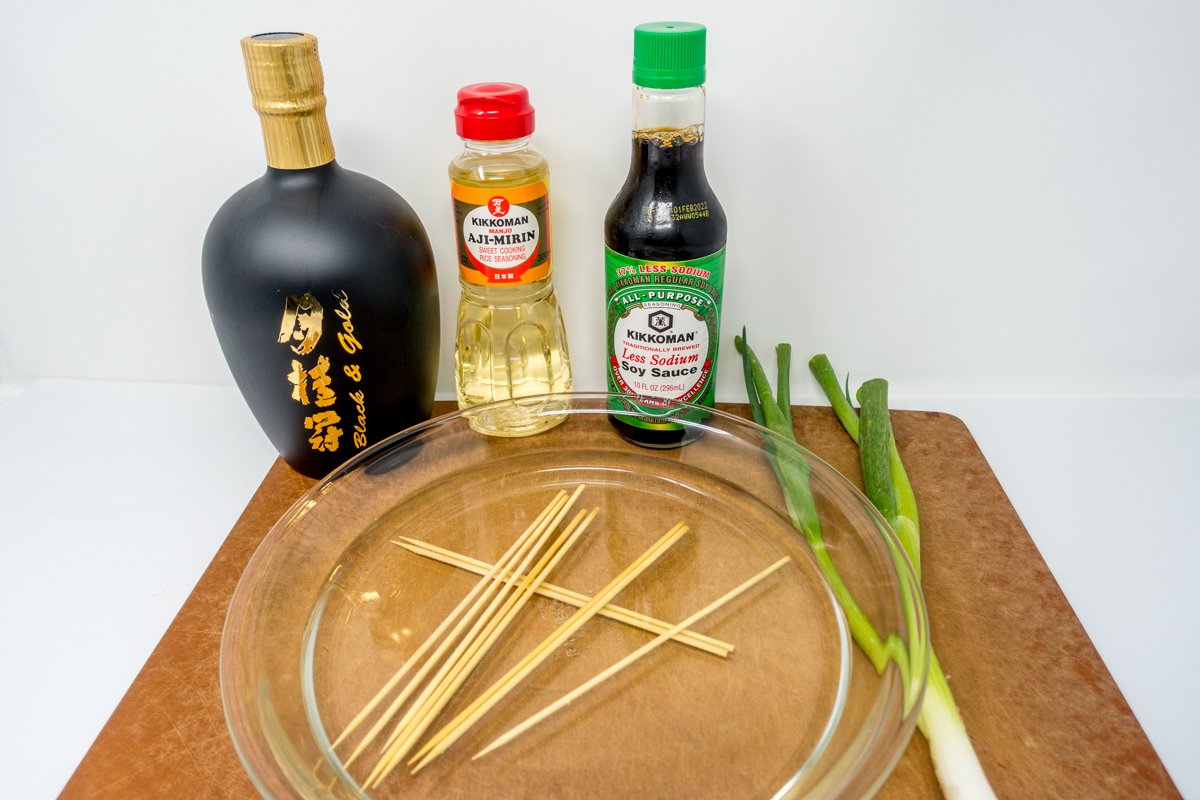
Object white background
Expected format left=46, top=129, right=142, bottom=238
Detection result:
left=1, top=1, right=1198, bottom=797
left=1, top=1, right=1197, bottom=396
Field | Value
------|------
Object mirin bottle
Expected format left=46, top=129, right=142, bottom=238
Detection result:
left=605, top=22, right=727, bottom=448
left=450, top=83, right=572, bottom=436
left=203, top=33, right=440, bottom=478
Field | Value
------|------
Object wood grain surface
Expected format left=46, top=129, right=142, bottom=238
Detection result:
left=60, top=403, right=1180, bottom=799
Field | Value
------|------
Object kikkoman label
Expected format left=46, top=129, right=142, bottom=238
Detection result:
left=452, top=180, right=551, bottom=286
left=605, top=247, right=726, bottom=429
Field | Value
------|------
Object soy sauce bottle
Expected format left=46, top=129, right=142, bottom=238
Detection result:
left=604, top=22, right=727, bottom=448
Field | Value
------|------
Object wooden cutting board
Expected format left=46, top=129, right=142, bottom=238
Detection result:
left=60, top=403, right=1180, bottom=799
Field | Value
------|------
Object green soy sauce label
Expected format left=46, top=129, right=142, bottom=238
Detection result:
left=605, top=247, right=725, bottom=429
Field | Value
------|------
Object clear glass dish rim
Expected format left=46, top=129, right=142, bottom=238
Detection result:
left=220, top=391, right=929, bottom=799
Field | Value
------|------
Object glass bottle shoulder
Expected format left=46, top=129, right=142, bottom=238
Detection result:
left=604, top=142, right=726, bottom=260
left=449, top=139, right=549, bottom=189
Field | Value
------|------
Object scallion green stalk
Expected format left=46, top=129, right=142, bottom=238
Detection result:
left=738, top=338, right=996, bottom=799
left=821, top=356, right=993, bottom=800
left=735, top=334, right=914, bottom=686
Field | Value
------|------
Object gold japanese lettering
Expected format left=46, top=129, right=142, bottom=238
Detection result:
left=277, top=292, right=324, bottom=355
left=287, top=360, right=309, bottom=405
left=304, top=410, right=343, bottom=452
left=287, top=356, right=338, bottom=407
left=308, top=355, right=336, bottom=408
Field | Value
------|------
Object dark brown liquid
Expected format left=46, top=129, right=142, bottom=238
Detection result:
left=604, top=131, right=727, bottom=448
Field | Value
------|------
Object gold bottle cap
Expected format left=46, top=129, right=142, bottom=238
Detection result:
left=240, top=32, right=336, bottom=170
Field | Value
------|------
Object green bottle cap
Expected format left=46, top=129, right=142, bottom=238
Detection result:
left=632, top=21, right=706, bottom=89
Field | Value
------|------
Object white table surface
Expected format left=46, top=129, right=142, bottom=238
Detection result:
left=0, top=379, right=1195, bottom=798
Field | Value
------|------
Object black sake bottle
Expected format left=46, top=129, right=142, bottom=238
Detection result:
left=203, top=33, right=439, bottom=478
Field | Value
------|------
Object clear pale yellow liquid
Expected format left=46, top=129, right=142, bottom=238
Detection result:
left=450, top=145, right=573, bottom=436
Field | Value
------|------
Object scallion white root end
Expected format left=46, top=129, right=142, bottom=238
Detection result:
left=918, top=658, right=997, bottom=800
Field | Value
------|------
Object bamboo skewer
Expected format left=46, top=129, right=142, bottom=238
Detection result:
left=373, top=504, right=586, bottom=755
left=341, top=485, right=583, bottom=766
left=401, top=522, right=689, bottom=777
left=472, top=556, right=793, bottom=761
left=330, top=488, right=569, bottom=751
left=365, top=508, right=598, bottom=785
left=392, top=537, right=734, bottom=658
left=353, top=491, right=581, bottom=770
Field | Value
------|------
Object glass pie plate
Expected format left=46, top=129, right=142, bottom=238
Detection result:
left=221, top=393, right=928, bottom=799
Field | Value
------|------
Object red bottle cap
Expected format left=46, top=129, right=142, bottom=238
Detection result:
left=455, top=83, right=535, bottom=141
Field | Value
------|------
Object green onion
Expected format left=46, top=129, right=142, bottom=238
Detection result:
left=856, top=378, right=921, bottom=580
left=825, top=355, right=993, bottom=799
left=735, top=333, right=915, bottom=683
left=738, top=336, right=996, bottom=799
